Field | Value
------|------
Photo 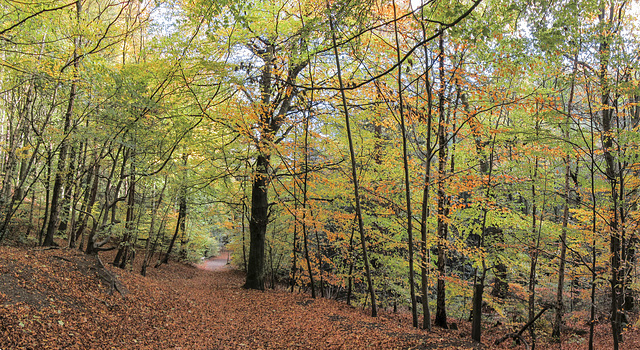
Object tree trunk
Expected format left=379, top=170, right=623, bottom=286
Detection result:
left=588, top=103, right=598, bottom=350
left=419, top=17, right=435, bottom=331
left=242, top=33, right=306, bottom=289
left=43, top=0, right=82, bottom=246
left=290, top=187, right=299, bottom=292
left=158, top=181, right=187, bottom=266
left=434, top=31, right=448, bottom=329
left=244, top=154, right=269, bottom=290
left=553, top=50, right=578, bottom=340
left=392, top=0, right=417, bottom=327
left=114, top=173, right=136, bottom=269
left=74, top=162, right=99, bottom=250
left=471, top=278, right=484, bottom=341
left=599, top=7, right=622, bottom=348
left=301, top=108, right=316, bottom=297
left=57, top=146, right=76, bottom=237
left=327, top=1, right=377, bottom=316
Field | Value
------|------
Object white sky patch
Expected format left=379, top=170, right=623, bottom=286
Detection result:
left=410, top=0, right=424, bottom=12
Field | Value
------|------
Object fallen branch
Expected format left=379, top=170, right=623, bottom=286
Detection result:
left=495, top=305, right=554, bottom=349
left=51, top=255, right=72, bottom=262
left=31, top=246, right=60, bottom=251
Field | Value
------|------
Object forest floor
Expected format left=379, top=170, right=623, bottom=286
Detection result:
left=0, top=243, right=638, bottom=349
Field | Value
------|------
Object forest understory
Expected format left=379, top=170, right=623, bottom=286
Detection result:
left=0, top=241, right=637, bottom=350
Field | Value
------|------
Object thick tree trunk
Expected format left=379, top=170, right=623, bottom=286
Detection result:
left=244, top=154, right=269, bottom=290
left=242, top=31, right=305, bottom=289
left=491, top=263, right=508, bottom=299
left=471, top=279, right=484, bottom=341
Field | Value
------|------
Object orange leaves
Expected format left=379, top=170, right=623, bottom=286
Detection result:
left=0, top=244, right=482, bottom=349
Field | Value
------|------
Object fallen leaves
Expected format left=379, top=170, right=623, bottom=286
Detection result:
left=0, top=245, right=637, bottom=349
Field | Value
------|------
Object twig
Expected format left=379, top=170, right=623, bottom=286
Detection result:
left=90, top=295, right=112, bottom=309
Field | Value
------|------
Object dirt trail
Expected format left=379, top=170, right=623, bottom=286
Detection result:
left=197, top=250, right=231, bottom=271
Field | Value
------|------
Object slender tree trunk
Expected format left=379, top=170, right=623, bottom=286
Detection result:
left=327, top=1, right=376, bottom=316
left=43, top=0, right=82, bottom=246
left=159, top=183, right=187, bottom=266
left=470, top=149, right=493, bottom=342
left=301, top=107, right=315, bottom=297
left=553, top=51, right=578, bottom=340
left=0, top=81, right=37, bottom=242
left=290, top=181, right=299, bottom=292
left=301, top=201, right=315, bottom=297
left=143, top=180, right=171, bottom=275
left=38, top=153, right=52, bottom=245
left=528, top=158, right=540, bottom=349
left=313, top=219, right=324, bottom=298
left=419, top=17, right=435, bottom=331
left=392, top=0, right=417, bottom=327
left=58, top=146, right=76, bottom=237
left=86, top=145, right=126, bottom=255
left=346, top=222, right=356, bottom=306
left=598, top=7, right=622, bottom=348
left=114, top=171, right=136, bottom=269
left=434, top=31, right=448, bottom=329
left=141, top=185, right=158, bottom=275
left=242, top=201, right=247, bottom=271
left=74, top=162, right=99, bottom=250
left=588, top=90, right=598, bottom=350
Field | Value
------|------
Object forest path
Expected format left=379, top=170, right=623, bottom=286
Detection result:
left=197, top=249, right=231, bottom=271
left=5, top=244, right=594, bottom=349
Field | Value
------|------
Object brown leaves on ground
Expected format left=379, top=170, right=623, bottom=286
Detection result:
left=0, top=245, right=637, bottom=349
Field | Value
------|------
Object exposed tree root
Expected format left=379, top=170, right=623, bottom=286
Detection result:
left=95, top=254, right=128, bottom=296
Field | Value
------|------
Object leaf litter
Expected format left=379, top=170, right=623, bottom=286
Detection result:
left=0, top=245, right=636, bottom=349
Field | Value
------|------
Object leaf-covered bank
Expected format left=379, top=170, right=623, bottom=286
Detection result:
left=1, top=245, right=637, bottom=349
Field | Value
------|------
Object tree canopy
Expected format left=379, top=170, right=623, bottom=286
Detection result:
left=2, top=0, right=640, bottom=347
